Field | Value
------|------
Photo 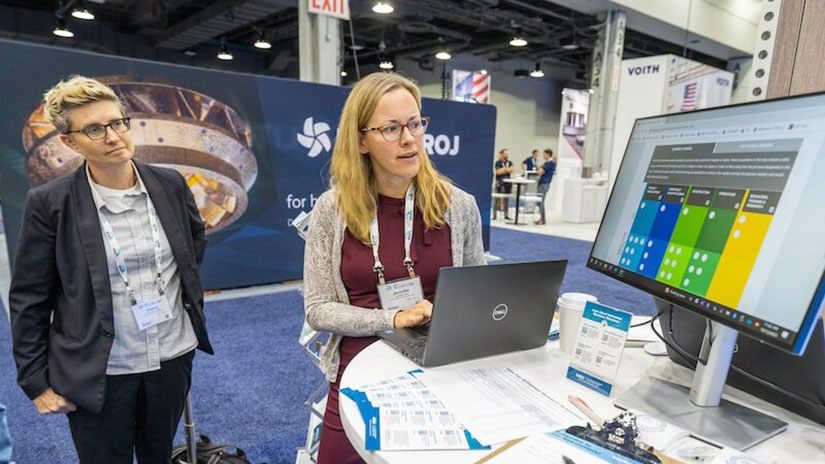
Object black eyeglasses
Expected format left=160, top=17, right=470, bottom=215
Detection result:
left=65, top=117, right=131, bottom=140
left=360, top=117, right=430, bottom=142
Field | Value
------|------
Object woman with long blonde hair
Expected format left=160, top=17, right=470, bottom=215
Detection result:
left=303, top=72, right=486, bottom=463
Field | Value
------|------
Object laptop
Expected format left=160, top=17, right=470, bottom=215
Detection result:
left=377, top=260, right=567, bottom=367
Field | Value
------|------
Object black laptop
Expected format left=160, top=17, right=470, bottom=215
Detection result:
left=377, top=260, right=567, bottom=367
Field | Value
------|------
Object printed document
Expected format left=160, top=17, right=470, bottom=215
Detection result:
left=415, top=367, right=583, bottom=445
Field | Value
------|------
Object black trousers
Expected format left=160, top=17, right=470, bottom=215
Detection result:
left=67, top=350, right=195, bottom=464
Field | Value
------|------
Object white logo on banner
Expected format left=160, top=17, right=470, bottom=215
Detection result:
left=297, top=117, right=332, bottom=158
left=423, top=133, right=460, bottom=156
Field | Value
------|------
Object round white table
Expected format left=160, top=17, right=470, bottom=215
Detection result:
left=339, top=333, right=825, bottom=464
left=502, top=177, right=535, bottom=225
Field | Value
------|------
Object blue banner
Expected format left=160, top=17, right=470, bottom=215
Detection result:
left=0, top=39, right=495, bottom=290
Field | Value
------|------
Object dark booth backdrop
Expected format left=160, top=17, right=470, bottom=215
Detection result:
left=0, top=39, right=496, bottom=290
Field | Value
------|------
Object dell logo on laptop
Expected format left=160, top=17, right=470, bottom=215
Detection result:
left=492, top=303, right=508, bottom=321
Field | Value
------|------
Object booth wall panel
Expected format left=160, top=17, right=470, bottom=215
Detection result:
left=789, top=0, right=825, bottom=95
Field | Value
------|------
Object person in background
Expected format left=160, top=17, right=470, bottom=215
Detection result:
left=521, top=149, right=540, bottom=173
left=494, top=148, right=514, bottom=220
left=303, top=72, right=486, bottom=464
left=535, top=148, right=558, bottom=225
left=9, top=75, right=212, bottom=464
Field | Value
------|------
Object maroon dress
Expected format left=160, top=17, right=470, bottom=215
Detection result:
left=316, top=194, right=452, bottom=464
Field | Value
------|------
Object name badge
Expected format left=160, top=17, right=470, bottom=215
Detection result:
left=377, top=276, right=424, bottom=311
left=131, top=296, right=174, bottom=331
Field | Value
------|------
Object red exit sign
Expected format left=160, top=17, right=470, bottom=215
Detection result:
left=308, top=0, right=350, bottom=20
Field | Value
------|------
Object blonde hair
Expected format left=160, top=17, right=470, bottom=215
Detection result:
left=331, top=72, right=452, bottom=245
left=43, top=75, right=125, bottom=134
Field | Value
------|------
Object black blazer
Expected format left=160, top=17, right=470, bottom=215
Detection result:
left=10, top=162, right=214, bottom=413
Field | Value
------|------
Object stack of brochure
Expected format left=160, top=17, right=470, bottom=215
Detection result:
left=340, top=371, right=488, bottom=451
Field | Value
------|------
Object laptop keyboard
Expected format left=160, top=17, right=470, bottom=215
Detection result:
left=400, top=335, right=427, bottom=358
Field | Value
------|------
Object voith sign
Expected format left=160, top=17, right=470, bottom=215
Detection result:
left=308, top=0, right=350, bottom=20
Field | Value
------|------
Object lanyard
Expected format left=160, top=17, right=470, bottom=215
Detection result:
left=97, top=192, right=165, bottom=306
left=370, top=182, right=416, bottom=285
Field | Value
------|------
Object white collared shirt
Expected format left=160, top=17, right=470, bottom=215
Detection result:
left=86, top=162, right=198, bottom=375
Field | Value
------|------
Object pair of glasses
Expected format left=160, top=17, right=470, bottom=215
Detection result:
left=360, top=117, right=430, bottom=142
left=65, top=117, right=131, bottom=140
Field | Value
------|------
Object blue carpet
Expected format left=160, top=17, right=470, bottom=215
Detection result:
left=0, top=290, right=322, bottom=464
left=489, top=227, right=655, bottom=315
left=0, top=226, right=653, bottom=463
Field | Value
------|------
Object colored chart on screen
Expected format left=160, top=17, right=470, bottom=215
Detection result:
left=617, top=141, right=798, bottom=309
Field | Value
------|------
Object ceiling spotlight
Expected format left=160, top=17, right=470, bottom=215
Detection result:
left=379, top=60, right=394, bottom=70
left=341, top=70, right=348, bottom=77
left=52, top=19, right=74, bottom=38
left=184, top=49, right=197, bottom=56
left=254, top=38, right=271, bottom=49
left=372, top=2, right=394, bottom=14
left=253, top=28, right=271, bottom=49
left=480, top=69, right=488, bottom=75
left=435, top=51, right=451, bottom=60
left=530, top=62, right=544, bottom=78
left=588, top=88, right=595, bottom=94
left=217, top=43, right=233, bottom=61
left=510, top=36, right=528, bottom=47
left=70, top=7, right=95, bottom=21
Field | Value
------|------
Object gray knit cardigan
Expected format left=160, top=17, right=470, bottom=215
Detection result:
left=303, top=185, right=487, bottom=382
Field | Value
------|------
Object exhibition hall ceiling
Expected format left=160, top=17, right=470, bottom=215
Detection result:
left=0, top=0, right=728, bottom=84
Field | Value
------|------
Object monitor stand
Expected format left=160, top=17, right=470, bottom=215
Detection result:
left=616, top=320, right=788, bottom=450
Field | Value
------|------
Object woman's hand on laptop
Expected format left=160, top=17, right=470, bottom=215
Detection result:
left=394, top=300, right=433, bottom=328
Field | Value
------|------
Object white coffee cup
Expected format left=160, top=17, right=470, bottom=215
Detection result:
left=557, top=292, right=598, bottom=354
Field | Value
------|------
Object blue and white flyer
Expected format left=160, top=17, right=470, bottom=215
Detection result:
left=566, top=302, right=633, bottom=396
left=340, top=372, right=488, bottom=451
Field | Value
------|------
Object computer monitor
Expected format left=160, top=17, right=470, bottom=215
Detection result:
left=588, top=91, right=825, bottom=450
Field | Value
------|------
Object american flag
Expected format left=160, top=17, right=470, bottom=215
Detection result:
left=453, top=71, right=490, bottom=104
left=471, top=72, right=490, bottom=104
left=681, top=82, right=697, bottom=111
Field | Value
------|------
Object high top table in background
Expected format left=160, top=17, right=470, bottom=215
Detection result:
left=502, top=177, right=535, bottom=225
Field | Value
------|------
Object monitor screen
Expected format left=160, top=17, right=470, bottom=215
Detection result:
left=589, top=92, right=825, bottom=355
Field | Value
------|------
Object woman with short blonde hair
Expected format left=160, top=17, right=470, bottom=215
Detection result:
left=303, top=72, right=486, bottom=463
left=10, top=75, right=210, bottom=464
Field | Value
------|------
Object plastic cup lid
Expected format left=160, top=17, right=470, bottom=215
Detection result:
left=558, top=292, right=598, bottom=308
